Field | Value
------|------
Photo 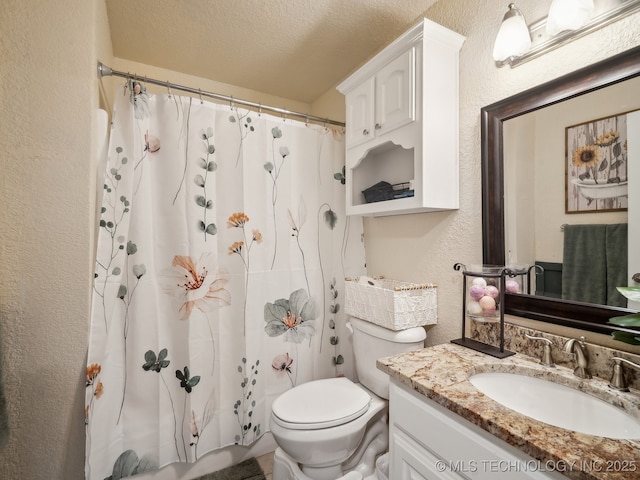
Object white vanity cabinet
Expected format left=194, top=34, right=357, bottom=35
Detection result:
left=389, top=379, right=566, bottom=480
left=337, top=19, right=465, bottom=216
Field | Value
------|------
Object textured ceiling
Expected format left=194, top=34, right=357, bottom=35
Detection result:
left=106, top=0, right=439, bottom=103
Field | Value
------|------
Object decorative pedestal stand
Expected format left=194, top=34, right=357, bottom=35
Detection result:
left=451, top=263, right=515, bottom=359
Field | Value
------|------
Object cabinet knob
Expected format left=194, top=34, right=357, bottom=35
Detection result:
left=362, top=129, right=369, bottom=136
left=375, top=123, right=382, bottom=130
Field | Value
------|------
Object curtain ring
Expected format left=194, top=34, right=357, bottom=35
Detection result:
left=167, top=81, right=171, bottom=98
left=304, top=114, right=309, bottom=126
left=229, top=95, right=234, bottom=111
left=258, top=103, right=262, bottom=116
left=199, top=89, right=203, bottom=104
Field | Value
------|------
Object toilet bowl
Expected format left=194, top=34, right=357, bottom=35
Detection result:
left=270, top=378, right=387, bottom=480
left=270, top=316, right=426, bottom=480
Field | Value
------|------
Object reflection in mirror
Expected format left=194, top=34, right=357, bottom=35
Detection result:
left=481, top=45, right=640, bottom=337
left=503, top=77, right=640, bottom=308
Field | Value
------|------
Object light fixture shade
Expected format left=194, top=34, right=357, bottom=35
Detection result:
left=546, top=0, right=595, bottom=36
left=493, top=4, right=532, bottom=62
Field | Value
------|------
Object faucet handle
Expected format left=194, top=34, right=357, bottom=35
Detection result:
left=609, top=357, right=640, bottom=392
left=524, top=334, right=555, bottom=367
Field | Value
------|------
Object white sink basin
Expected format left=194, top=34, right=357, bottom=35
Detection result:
left=469, top=372, right=640, bottom=439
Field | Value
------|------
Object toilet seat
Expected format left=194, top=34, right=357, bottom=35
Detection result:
left=271, top=377, right=371, bottom=430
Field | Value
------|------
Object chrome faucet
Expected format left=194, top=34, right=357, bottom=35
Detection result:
left=563, top=336, right=591, bottom=379
left=524, top=334, right=555, bottom=367
left=609, top=357, right=640, bottom=392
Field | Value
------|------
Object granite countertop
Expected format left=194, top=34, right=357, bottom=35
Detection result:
left=377, top=343, right=640, bottom=480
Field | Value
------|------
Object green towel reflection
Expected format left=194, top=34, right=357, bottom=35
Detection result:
left=562, top=223, right=627, bottom=307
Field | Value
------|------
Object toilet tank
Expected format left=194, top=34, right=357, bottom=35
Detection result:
left=349, top=316, right=426, bottom=399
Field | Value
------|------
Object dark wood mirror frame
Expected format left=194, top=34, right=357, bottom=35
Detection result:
left=481, top=44, right=640, bottom=336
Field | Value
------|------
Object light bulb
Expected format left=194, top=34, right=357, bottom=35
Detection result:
left=546, top=0, right=595, bottom=36
left=493, top=4, right=532, bottom=62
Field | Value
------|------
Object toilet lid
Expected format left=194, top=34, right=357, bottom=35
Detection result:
left=271, top=377, right=371, bottom=430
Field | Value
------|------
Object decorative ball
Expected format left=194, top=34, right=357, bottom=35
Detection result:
left=506, top=279, right=521, bottom=293
left=469, top=284, right=486, bottom=300
left=467, top=300, right=483, bottom=316
left=484, top=285, right=499, bottom=299
left=479, top=295, right=496, bottom=313
left=471, top=277, right=487, bottom=287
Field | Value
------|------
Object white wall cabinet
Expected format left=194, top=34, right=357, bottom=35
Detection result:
left=389, top=379, right=566, bottom=480
left=345, top=49, right=415, bottom=148
left=337, top=19, right=465, bottom=216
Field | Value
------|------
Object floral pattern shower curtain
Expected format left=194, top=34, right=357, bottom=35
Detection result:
left=86, top=82, right=365, bottom=479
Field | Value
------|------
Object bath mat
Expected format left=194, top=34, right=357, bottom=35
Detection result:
left=193, top=457, right=266, bottom=480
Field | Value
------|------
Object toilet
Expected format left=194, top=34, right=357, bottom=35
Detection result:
left=270, top=316, right=427, bottom=480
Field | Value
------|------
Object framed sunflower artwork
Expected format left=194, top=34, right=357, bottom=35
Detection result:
left=565, top=112, right=630, bottom=213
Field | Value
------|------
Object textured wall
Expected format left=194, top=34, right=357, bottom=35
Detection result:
left=363, top=0, right=640, bottom=348
left=0, top=0, right=108, bottom=478
left=1, top=1, right=640, bottom=479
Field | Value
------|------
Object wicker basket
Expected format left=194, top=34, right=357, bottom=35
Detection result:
left=344, top=277, right=437, bottom=330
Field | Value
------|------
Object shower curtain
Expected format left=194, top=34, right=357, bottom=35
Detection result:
left=86, top=81, right=365, bottom=479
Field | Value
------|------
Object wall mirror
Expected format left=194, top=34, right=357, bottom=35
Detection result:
left=481, top=45, right=640, bottom=336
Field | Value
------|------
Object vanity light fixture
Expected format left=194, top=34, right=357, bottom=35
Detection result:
left=494, top=0, right=640, bottom=68
left=492, top=3, right=531, bottom=64
left=546, top=0, right=594, bottom=36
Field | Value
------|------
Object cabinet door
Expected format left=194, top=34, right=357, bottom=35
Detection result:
left=392, top=430, right=464, bottom=480
left=345, top=76, right=375, bottom=148
left=375, top=48, right=415, bottom=136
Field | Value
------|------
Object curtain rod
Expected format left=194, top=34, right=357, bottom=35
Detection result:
left=97, top=62, right=345, bottom=128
